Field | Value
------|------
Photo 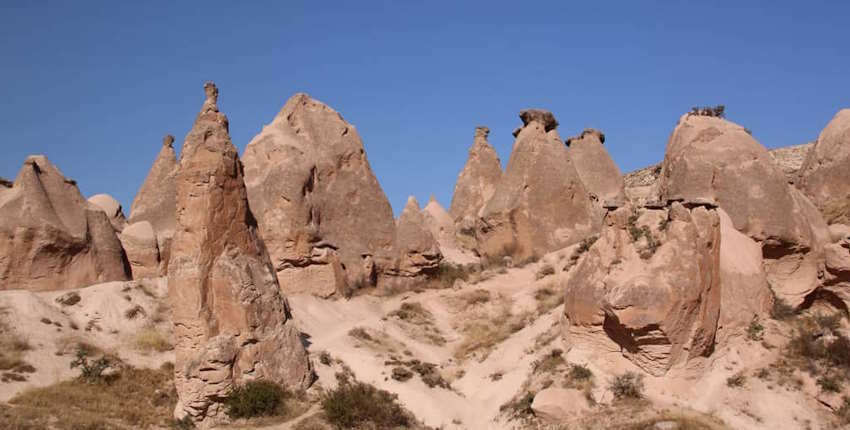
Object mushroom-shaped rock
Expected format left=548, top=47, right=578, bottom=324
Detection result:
left=566, top=128, right=625, bottom=202
left=380, top=196, right=442, bottom=290
left=169, top=83, right=313, bottom=426
left=658, top=113, right=829, bottom=306
left=118, top=221, right=161, bottom=279
left=477, top=110, right=597, bottom=262
left=88, top=193, right=127, bottom=232
left=0, top=156, right=130, bottom=290
left=242, top=93, right=396, bottom=297
left=128, top=134, right=178, bottom=248
left=798, top=109, right=850, bottom=224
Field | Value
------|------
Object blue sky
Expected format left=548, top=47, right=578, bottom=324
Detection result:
left=1, top=1, right=848, bottom=215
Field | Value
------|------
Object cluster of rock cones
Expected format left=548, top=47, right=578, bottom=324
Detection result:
left=1, top=82, right=848, bottom=427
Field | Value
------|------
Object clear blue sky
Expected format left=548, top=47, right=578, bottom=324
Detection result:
left=2, top=1, right=848, bottom=215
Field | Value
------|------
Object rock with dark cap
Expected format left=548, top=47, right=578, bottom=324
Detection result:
left=450, top=126, right=503, bottom=236
left=566, top=128, right=624, bottom=202
left=169, top=82, right=313, bottom=426
left=128, top=134, right=178, bottom=249
left=519, top=109, right=559, bottom=131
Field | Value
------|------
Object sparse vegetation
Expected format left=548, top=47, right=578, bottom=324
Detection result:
left=565, top=235, right=598, bottom=270
left=387, top=302, right=446, bottom=346
left=55, top=291, right=82, bottom=306
left=689, top=105, right=726, bottom=118
left=535, top=263, right=555, bottom=280
left=391, top=366, right=414, bottom=382
left=570, top=363, right=593, bottom=381
left=454, top=303, right=533, bottom=361
left=385, top=358, right=450, bottom=389
left=319, top=351, right=332, bottom=366
left=817, top=373, right=842, bottom=393
left=609, top=372, right=644, bottom=400
left=321, top=377, right=411, bottom=429
left=747, top=318, right=765, bottom=341
left=771, top=295, right=796, bottom=320
left=70, top=347, right=112, bottom=384
left=134, top=327, right=173, bottom=352
left=124, top=304, right=147, bottom=319
left=626, top=212, right=660, bottom=259
left=224, top=380, right=288, bottom=419
left=838, top=397, right=850, bottom=424
left=0, top=312, right=31, bottom=371
left=726, top=373, right=746, bottom=388
left=436, top=261, right=472, bottom=288
left=533, top=284, right=564, bottom=315
left=500, top=391, right=535, bottom=418
left=348, top=327, right=373, bottom=342
left=460, top=288, right=490, bottom=306
left=532, top=349, right=566, bottom=374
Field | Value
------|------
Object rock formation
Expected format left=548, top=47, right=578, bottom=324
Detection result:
left=797, top=109, right=850, bottom=224
left=242, top=93, right=396, bottom=297
left=118, top=221, right=161, bottom=279
left=658, top=113, right=829, bottom=306
left=169, top=83, right=313, bottom=426
left=379, top=196, right=441, bottom=289
left=0, top=156, right=130, bottom=291
left=565, top=128, right=625, bottom=203
left=87, top=193, right=127, bottom=232
left=129, top=134, right=178, bottom=253
left=476, top=110, right=597, bottom=262
left=422, top=196, right=477, bottom=265
left=449, top=126, right=502, bottom=225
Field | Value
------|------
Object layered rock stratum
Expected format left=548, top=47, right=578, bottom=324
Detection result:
left=169, top=83, right=312, bottom=426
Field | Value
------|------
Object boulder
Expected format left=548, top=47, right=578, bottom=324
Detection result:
left=563, top=204, right=722, bottom=375
left=658, top=113, right=828, bottom=306
left=169, top=83, right=313, bottom=426
left=87, top=193, right=127, bottom=232
left=242, top=93, right=396, bottom=296
left=530, top=387, right=590, bottom=423
left=797, top=109, right=850, bottom=224
left=379, top=196, right=442, bottom=289
left=128, top=134, right=178, bottom=251
left=477, top=109, right=597, bottom=262
left=0, top=155, right=130, bottom=291
left=119, top=221, right=161, bottom=279
left=449, top=126, right=502, bottom=232
left=566, top=128, right=625, bottom=202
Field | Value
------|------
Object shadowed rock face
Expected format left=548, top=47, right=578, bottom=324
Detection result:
left=450, top=126, right=502, bottom=225
left=798, top=109, right=850, bottom=224
left=128, top=134, right=178, bottom=244
left=658, top=114, right=829, bottom=306
left=119, top=221, right=161, bottom=279
left=87, top=193, right=127, bottom=232
left=169, top=83, right=313, bottom=426
left=566, top=128, right=625, bottom=202
left=0, top=156, right=130, bottom=291
left=242, top=93, right=397, bottom=297
left=379, top=196, right=441, bottom=290
left=477, top=110, right=597, bottom=262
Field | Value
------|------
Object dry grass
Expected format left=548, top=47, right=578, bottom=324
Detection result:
left=133, top=327, right=173, bottom=353
left=3, top=364, right=177, bottom=429
left=0, top=311, right=31, bottom=371
left=454, top=298, right=533, bottom=361
left=533, top=284, right=564, bottom=315
left=387, top=302, right=446, bottom=346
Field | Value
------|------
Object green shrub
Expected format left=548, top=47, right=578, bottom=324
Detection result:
left=223, top=380, right=287, bottom=419
left=818, top=374, right=842, bottom=393
left=726, top=373, right=746, bottom=388
left=70, top=348, right=112, bottom=384
left=689, top=105, right=726, bottom=118
left=321, top=380, right=410, bottom=429
left=570, top=364, right=593, bottom=381
left=609, top=372, right=644, bottom=399
left=771, top=296, right=795, bottom=320
left=747, top=319, right=764, bottom=341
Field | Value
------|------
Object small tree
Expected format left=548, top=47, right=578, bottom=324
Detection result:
left=224, top=380, right=287, bottom=419
left=70, top=348, right=111, bottom=384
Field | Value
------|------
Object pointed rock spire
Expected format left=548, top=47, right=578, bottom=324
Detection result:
left=449, top=126, right=502, bottom=223
left=565, top=128, right=625, bottom=202
left=128, top=133, right=178, bottom=241
left=169, top=83, right=313, bottom=425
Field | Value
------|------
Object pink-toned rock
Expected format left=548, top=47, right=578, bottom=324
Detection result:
left=0, top=156, right=130, bottom=291
left=563, top=204, right=721, bottom=375
left=379, top=196, right=442, bottom=289
left=566, top=128, right=625, bottom=202
left=129, top=134, right=178, bottom=242
left=242, top=93, right=396, bottom=296
left=530, top=387, right=591, bottom=423
left=169, top=83, right=313, bottom=426
left=422, top=196, right=478, bottom=265
left=87, top=193, right=127, bottom=232
left=658, top=113, right=828, bottom=306
left=477, top=110, right=597, bottom=262
left=450, top=126, right=502, bottom=225
left=798, top=109, right=850, bottom=224
left=119, top=221, right=161, bottom=279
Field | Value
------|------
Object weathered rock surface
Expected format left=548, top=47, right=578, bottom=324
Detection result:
left=169, top=83, right=313, bottom=426
left=566, top=128, right=625, bottom=202
left=477, top=110, right=597, bottom=262
left=530, top=387, right=590, bottom=423
left=797, top=109, right=850, bottom=224
left=449, top=126, right=502, bottom=226
left=129, top=134, right=178, bottom=242
left=242, top=93, right=396, bottom=296
left=118, top=221, right=161, bottom=279
left=657, top=114, right=828, bottom=306
left=0, top=156, right=130, bottom=291
left=87, top=193, right=127, bottom=232
left=564, top=204, right=723, bottom=375
left=770, top=142, right=813, bottom=183
left=422, top=197, right=477, bottom=265
left=379, top=196, right=441, bottom=289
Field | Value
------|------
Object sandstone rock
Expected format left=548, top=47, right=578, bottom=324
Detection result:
left=128, top=134, right=178, bottom=241
left=242, top=93, right=396, bottom=296
left=563, top=204, right=722, bottom=375
left=449, top=126, right=502, bottom=226
left=566, top=128, right=625, bottom=202
left=88, top=193, right=127, bottom=232
left=0, top=177, right=11, bottom=188
left=169, top=83, right=313, bottom=426
left=0, top=155, right=130, bottom=291
left=477, top=110, right=597, bottom=262
left=530, top=387, right=590, bottom=423
left=379, top=196, right=442, bottom=289
left=798, top=109, right=850, bottom=224
left=423, top=196, right=478, bottom=266
left=119, top=221, right=161, bottom=279
left=658, top=114, right=828, bottom=306
left=770, top=142, right=813, bottom=183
